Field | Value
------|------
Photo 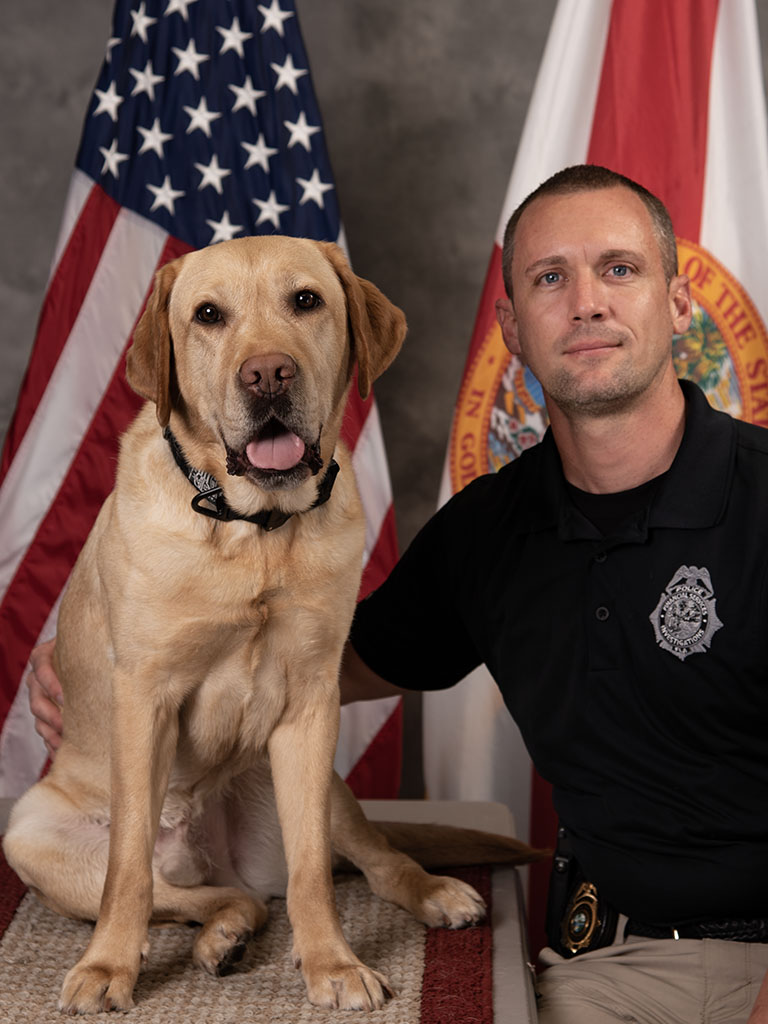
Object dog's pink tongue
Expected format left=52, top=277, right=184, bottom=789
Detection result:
left=246, top=433, right=305, bottom=471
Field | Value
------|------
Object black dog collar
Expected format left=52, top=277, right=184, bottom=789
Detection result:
left=163, top=428, right=339, bottom=532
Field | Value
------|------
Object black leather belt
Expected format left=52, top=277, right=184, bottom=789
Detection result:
left=626, top=918, right=768, bottom=943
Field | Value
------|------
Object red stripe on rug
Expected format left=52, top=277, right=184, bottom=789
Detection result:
left=0, top=183, right=121, bottom=482
left=344, top=699, right=402, bottom=799
left=587, top=0, right=720, bottom=243
left=420, top=866, right=493, bottom=1024
left=0, top=236, right=191, bottom=724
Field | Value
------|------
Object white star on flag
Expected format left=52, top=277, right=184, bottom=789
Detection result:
left=137, top=117, right=173, bottom=158
left=258, top=0, right=294, bottom=36
left=217, top=17, right=253, bottom=58
left=93, top=81, right=123, bottom=121
left=172, top=39, right=209, bottom=80
left=284, top=110, right=320, bottom=150
left=147, top=174, right=185, bottom=214
left=253, top=190, right=290, bottom=228
left=129, top=59, right=164, bottom=102
left=271, top=53, right=307, bottom=94
left=206, top=210, right=244, bottom=243
left=165, top=0, right=199, bottom=20
left=242, top=134, right=278, bottom=172
left=229, top=75, right=266, bottom=115
left=184, top=96, right=222, bottom=137
left=99, top=139, right=129, bottom=178
left=106, top=36, right=120, bottom=61
left=130, top=2, right=157, bottom=43
left=297, top=168, right=334, bottom=208
left=194, top=154, right=231, bottom=194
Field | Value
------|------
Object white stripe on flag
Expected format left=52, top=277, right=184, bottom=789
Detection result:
left=700, top=0, right=768, bottom=326
left=423, top=670, right=532, bottom=818
left=49, top=169, right=94, bottom=285
left=0, top=206, right=168, bottom=598
left=0, top=586, right=66, bottom=797
left=493, top=0, right=611, bottom=244
left=335, top=695, right=400, bottom=780
left=351, top=402, right=392, bottom=564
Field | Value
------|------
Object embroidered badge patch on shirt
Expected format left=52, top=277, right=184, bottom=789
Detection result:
left=649, top=565, right=723, bottom=661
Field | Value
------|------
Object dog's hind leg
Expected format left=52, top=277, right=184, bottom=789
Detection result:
left=3, top=780, right=111, bottom=922
left=329, top=774, right=486, bottom=929
left=5, top=781, right=267, bottom=990
left=151, top=875, right=268, bottom=976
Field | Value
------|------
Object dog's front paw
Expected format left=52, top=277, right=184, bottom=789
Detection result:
left=58, top=960, right=138, bottom=1014
left=302, top=958, right=393, bottom=1011
left=412, top=874, right=487, bottom=929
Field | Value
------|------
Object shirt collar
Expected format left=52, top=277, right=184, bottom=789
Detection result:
left=515, top=379, right=735, bottom=540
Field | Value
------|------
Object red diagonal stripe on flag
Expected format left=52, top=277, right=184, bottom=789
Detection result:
left=588, top=0, right=720, bottom=242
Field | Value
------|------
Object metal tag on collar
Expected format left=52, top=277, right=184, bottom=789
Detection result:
left=190, top=486, right=230, bottom=520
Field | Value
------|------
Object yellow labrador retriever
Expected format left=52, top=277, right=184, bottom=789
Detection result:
left=3, top=237, right=538, bottom=1015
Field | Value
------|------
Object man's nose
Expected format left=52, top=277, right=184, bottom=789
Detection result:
left=570, top=274, right=606, bottom=322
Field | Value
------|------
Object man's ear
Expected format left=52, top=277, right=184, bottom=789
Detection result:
left=668, top=274, right=693, bottom=336
left=126, top=259, right=179, bottom=427
left=495, top=297, right=521, bottom=356
left=319, top=242, right=407, bottom=399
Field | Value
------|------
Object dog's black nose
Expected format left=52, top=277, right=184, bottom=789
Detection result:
left=239, top=353, right=297, bottom=398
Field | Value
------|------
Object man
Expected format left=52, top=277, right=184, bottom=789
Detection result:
left=27, top=166, right=768, bottom=1022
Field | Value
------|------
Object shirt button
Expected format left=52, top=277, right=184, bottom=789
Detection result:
left=595, top=606, right=610, bottom=621
left=594, top=551, right=607, bottom=563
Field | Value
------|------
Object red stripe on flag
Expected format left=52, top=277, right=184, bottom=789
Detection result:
left=587, top=0, right=720, bottom=242
left=344, top=698, right=402, bottom=799
left=0, top=236, right=191, bottom=725
left=340, top=377, right=372, bottom=452
left=0, top=185, right=121, bottom=482
left=527, top=772, right=557, bottom=966
left=358, top=505, right=398, bottom=600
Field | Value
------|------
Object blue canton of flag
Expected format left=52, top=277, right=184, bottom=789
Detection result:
left=79, top=0, right=340, bottom=248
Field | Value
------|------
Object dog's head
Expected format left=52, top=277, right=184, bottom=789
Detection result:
left=126, top=237, right=405, bottom=500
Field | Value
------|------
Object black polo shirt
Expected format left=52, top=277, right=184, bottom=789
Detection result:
left=350, top=380, right=768, bottom=924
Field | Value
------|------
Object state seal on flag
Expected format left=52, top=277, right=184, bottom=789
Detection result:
left=448, top=239, right=768, bottom=494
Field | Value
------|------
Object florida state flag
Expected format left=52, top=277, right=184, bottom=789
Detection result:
left=426, top=0, right=768, bottom=951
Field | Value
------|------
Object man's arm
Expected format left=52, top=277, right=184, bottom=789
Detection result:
left=26, top=638, right=63, bottom=756
left=339, top=642, right=411, bottom=704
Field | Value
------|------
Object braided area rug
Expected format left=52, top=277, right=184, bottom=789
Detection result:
left=0, top=849, right=492, bottom=1023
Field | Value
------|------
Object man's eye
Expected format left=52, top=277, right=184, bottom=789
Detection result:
left=610, top=265, right=630, bottom=278
left=540, top=271, right=561, bottom=285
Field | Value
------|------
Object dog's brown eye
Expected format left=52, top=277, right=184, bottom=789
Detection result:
left=295, top=290, right=321, bottom=311
left=196, top=303, right=221, bottom=324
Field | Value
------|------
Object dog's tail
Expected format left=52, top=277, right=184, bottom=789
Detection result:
left=371, top=821, right=550, bottom=868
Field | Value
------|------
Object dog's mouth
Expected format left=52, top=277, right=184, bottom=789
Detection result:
left=226, top=418, right=323, bottom=490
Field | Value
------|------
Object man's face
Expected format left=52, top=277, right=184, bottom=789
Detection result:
left=495, top=186, right=692, bottom=417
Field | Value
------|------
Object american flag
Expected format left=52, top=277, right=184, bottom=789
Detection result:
left=0, top=0, right=402, bottom=798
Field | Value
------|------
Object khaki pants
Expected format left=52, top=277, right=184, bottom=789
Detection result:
left=535, top=921, right=768, bottom=1024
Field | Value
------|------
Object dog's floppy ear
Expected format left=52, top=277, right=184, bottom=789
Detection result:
left=125, top=259, right=179, bottom=427
left=320, top=243, right=407, bottom=400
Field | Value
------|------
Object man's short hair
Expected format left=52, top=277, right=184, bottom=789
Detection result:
left=501, top=165, right=679, bottom=298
